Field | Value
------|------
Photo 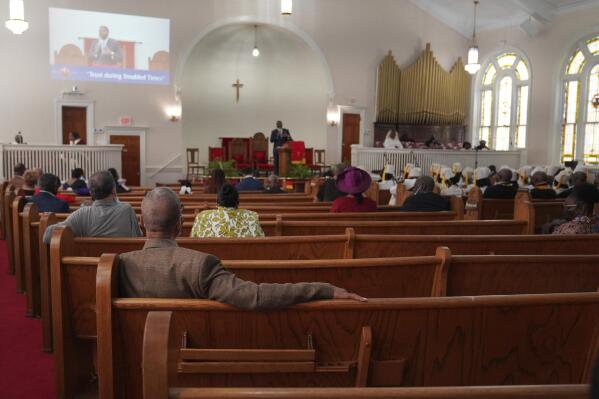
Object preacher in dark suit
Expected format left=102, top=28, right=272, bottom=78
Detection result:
left=29, top=173, right=69, bottom=213
left=88, top=26, right=123, bottom=66
left=270, top=121, right=293, bottom=173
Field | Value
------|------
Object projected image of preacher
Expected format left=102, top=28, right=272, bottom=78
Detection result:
left=88, top=26, right=123, bottom=66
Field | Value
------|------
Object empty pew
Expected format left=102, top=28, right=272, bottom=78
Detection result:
left=0, top=180, right=8, bottom=239
left=514, top=194, right=565, bottom=234
left=11, top=195, right=27, bottom=293
left=141, top=385, right=590, bottom=399
left=95, top=258, right=599, bottom=399
left=142, top=313, right=590, bottom=399
left=4, top=187, right=16, bottom=274
left=464, top=187, right=515, bottom=220
left=261, top=219, right=528, bottom=236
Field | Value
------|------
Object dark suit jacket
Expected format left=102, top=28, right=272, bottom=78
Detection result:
left=483, top=183, right=518, bottom=199
left=317, top=179, right=343, bottom=202
left=29, top=192, right=69, bottom=213
left=400, top=192, right=450, bottom=212
left=119, top=239, right=333, bottom=310
left=236, top=177, right=264, bottom=191
left=88, top=38, right=123, bottom=65
left=270, top=128, right=292, bottom=153
left=530, top=188, right=557, bottom=200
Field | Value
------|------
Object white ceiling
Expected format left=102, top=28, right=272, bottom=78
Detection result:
left=410, top=0, right=599, bottom=37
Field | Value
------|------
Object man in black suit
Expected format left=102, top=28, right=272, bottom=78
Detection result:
left=270, top=121, right=293, bottom=173
left=400, top=176, right=450, bottom=212
left=88, top=26, right=123, bottom=66
left=483, top=168, right=518, bottom=199
left=29, top=173, right=69, bottom=213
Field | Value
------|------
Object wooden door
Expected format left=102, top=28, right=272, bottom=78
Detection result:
left=62, top=106, right=87, bottom=144
left=342, top=113, right=361, bottom=164
left=110, top=135, right=141, bottom=186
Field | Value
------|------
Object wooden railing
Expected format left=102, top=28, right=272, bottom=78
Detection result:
left=0, top=143, right=123, bottom=181
left=351, top=145, right=527, bottom=176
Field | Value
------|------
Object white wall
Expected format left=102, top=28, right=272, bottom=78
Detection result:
left=475, top=5, right=599, bottom=165
left=181, top=24, right=329, bottom=163
left=0, top=0, right=469, bottom=181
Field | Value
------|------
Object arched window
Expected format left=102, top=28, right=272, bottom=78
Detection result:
left=478, top=51, right=530, bottom=150
left=560, top=34, right=599, bottom=164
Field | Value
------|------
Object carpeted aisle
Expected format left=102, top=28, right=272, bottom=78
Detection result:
left=0, top=240, right=55, bottom=398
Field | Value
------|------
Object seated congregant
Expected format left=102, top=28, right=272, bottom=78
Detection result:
left=439, top=167, right=463, bottom=197
left=400, top=176, right=450, bottom=212
left=191, top=184, right=264, bottom=238
left=43, top=170, right=142, bottom=243
left=383, top=130, right=403, bottom=149
left=29, top=173, right=69, bottom=213
left=235, top=168, right=264, bottom=191
left=330, top=167, right=377, bottom=213
left=263, top=174, right=285, bottom=194
left=557, top=170, right=586, bottom=198
left=10, top=163, right=26, bottom=189
left=553, top=183, right=599, bottom=234
left=530, top=171, right=557, bottom=199
left=474, top=140, right=489, bottom=151
left=63, top=168, right=90, bottom=196
left=108, top=168, right=131, bottom=193
left=119, top=187, right=365, bottom=307
left=22, top=168, right=41, bottom=195
left=474, top=166, right=492, bottom=193
left=483, top=168, right=518, bottom=199
left=317, top=163, right=345, bottom=202
left=203, top=168, right=226, bottom=194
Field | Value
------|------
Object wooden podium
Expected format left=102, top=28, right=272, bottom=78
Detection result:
left=277, top=144, right=291, bottom=177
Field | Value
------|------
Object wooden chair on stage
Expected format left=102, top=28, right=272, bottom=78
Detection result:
left=228, top=138, right=252, bottom=171
left=251, top=132, right=273, bottom=175
left=315, top=149, right=326, bottom=173
left=185, top=148, right=205, bottom=180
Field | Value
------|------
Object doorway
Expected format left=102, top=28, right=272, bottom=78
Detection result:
left=110, top=135, right=141, bottom=186
left=61, top=106, right=87, bottom=144
left=342, top=113, right=361, bottom=164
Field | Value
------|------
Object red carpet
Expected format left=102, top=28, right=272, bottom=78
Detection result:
left=0, top=240, right=55, bottom=398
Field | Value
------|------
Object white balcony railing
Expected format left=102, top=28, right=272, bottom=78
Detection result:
left=0, top=143, right=123, bottom=182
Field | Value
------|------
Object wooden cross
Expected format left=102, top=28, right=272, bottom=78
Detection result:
left=232, top=79, right=244, bottom=103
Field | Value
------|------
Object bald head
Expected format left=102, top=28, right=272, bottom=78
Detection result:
left=141, top=188, right=182, bottom=236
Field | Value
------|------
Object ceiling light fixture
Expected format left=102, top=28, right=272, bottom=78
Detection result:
left=281, top=0, right=292, bottom=16
left=252, top=25, right=260, bottom=57
left=465, top=0, right=481, bottom=74
left=5, top=0, right=29, bottom=35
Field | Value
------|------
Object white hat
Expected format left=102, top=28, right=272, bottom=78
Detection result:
left=499, top=164, right=511, bottom=172
left=574, top=164, right=587, bottom=173
left=408, top=167, right=422, bottom=178
left=531, top=166, right=546, bottom=176
left=462, top=166, right=474, bottom=176
left=510, top=169, right=518, bottom=182
left=452, top=162, right=463, bottom=174
left=440, top=167, right=453, bottom=181
left=474, top=166, right=491, bottom=180
left=517, top=165, right=533, bottom=178
left=430, top=163, right=441, bottom=175
left=546, top=165, right=561, bottom=177
left=554, top=169, right=572, bottom=185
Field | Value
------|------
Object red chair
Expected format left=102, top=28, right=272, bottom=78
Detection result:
left=289, top=141, right=306, bottom=164
left=251, top=133, right=273, bottom=175
left=208, top=147, right=225, bottom=162
left=228, top=138, right=252, bottom=170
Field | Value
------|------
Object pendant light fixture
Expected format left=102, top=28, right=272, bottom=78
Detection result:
left=5, top=0, right=29, bottom=35
left=465, top=0, right=481, bottom=74
left=281, top=0, right=292, bottom=16
left=252, top=25, right=260, bottom=57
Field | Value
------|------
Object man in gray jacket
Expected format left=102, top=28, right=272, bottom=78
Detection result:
left=43, top=170, right=141, bottom=244
left=119, top=187, right=366, bottom=309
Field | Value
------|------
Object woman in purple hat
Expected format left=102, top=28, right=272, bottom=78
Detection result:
left=331, top=167, right=377, bottom=213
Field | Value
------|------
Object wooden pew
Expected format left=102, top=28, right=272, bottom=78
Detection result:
left=261, top=219, right=527, bottom=236
left=143, top=385, right=590, bottom=399
left=0, top=180, right=8, bottom=239
left=514, top=194, right=565, bottom=234
left=11, top=195, right=27, bottom=293
left=464, top=187, right=515, bottom=220
left=4, top=187, right=16, bottom=274
left=143, top=312, right=590, bottom=399
left=95, top=257, right=599, bottom=399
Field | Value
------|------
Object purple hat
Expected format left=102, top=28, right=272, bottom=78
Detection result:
left=336, top=167, right=372, bottom=194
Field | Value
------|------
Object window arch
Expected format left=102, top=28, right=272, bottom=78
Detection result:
left=478, top=51, right=530, bottom=151
left=560, top=33, right=599, bottom=164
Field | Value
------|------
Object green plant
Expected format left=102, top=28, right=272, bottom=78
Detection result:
left=208, top=161, right=239, bottom=177
left=288, top=163, right=313, bottom=179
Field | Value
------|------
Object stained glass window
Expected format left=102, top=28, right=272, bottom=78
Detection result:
left=478, top=51, right=530, bottom=151
left=560, top=34, right=599, bottom=163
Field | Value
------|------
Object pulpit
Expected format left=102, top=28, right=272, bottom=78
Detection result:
left=277, top=144, right=291, bottom=177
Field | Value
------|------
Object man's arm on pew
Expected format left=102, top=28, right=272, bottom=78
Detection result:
left=43, top=210, right=84, bottom=244
left=201, top=255, right=367, bottom=310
